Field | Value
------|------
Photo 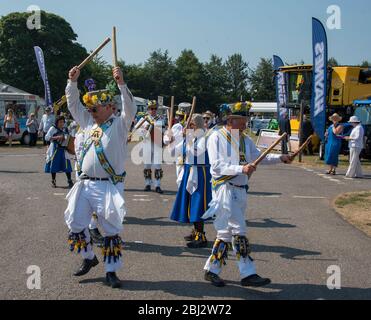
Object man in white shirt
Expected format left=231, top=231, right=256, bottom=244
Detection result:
left=345, top=116, right=365, bottom=178
left=38, top=107, right=55, bottom=145
left=202, top=102, right=292, bottom=288
left=64, top=65, right=136, bottom=288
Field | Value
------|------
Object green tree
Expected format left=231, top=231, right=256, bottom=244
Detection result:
left=174, top=49, right=205, bottom=105
left=360, top=60, right=371, bottom=67
left=203, top=54, right=229, bottom=110
left=225, top=54, right=249, bottom=101
left=249, top=58, right=275, bottom=101
left=328, top=57, right=339, bottom=67
left=0, top=11, right=88, bottom=100
left=144, top=49, right=175, bottom=100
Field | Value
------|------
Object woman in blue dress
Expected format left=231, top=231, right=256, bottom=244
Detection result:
left=170, top=114, right=212, bottom=249
left=45, top=116, right=73, bottom=188
left=325, top=113, right=344, bottom=175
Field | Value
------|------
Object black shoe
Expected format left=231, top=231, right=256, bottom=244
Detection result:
left=106, top=272, right=122, bottom=289
left=204, top=271, right=225, bottom=287
left=184, top=230, right=196, bottom=242
left=73, top=256, right=99, bottom=277
left=241, top=274, right=271, bottom=287
left=187, top=238, right=208, bottom=249
left=89, top=228, right=104, bottom=247
left=155, top=187, right=163, bottom=194
left=68, top=180, right=74, bottom=189
left=144, top=185, right=151, bottom=192
left=51, top=180, right=56, bottom=188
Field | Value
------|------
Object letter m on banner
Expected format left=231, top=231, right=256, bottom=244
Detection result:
left=273, top=55, right=287, bottom=121
left=311, top=18, right=328, bottom=141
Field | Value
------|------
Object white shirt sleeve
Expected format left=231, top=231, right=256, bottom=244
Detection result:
left=208, top=133, right=243, bottom=176
left=119, top=84, right=137, bottom=129
left=45, top=126, right=57, bottom=142
left=66, top=80, right=92, bottom=128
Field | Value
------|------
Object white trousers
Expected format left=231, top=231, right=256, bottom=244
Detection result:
left=144, top=146, right=162, bottom=188
left=346, top=147, right=363, bottom=178
left=67, top=180, right=124, bottom=272
left=204, top=185, right=256, bottom=278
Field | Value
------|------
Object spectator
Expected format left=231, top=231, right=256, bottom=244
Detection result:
left=26, top=113, right=39, bottom=147
left=345, top=116, right=365, bottom=179
left=300, top=114, right=314, bottom=155
left=38, top=107, right=55, bottom=145
left=278, top=111, right=291, bottom=154
left=3, top=108, right=18, bottom=147
left=325, top=113, right=344, bottom=175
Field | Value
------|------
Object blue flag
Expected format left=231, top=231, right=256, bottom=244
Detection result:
left=34, top=46, right=53, bottom=107
left=311, top=18, right=328, bottom=141
left=273, top=55, right=288, bottom=121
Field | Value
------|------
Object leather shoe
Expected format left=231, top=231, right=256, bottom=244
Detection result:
left=106, top=272, right=122, bottom=289
left=241, top=274, right=271, bottom=287
left=155, top=187, right=163, bottom=194
left=144, top=185, right=151, bottom=192
left=204, top=271, right=225, bottom=287
left=73, top=256, right=99, bottom=277
left=187, top=238, right=208, bottom=249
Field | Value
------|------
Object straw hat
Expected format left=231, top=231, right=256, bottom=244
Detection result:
left=348, top=116, right=361, bottom=123
left=329, top=113, right=342, bottom=122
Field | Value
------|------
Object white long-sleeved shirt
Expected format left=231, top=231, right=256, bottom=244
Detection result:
left=348, top=124, right=365, bottom=149
left=65, top=80, right=137, bottom=178
left=39, top=114, right=55, bottom=133
left=207, top=127, right=282, bottom=186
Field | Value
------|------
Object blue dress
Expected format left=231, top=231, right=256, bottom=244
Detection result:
left=45, top=127, right=72, bottom=174
left=170, top=140, right=212, bottom=224
left=325, top=124, right=342, bottom=167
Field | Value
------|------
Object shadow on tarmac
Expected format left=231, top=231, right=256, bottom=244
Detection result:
left=78, top=278, right=371, bottom=300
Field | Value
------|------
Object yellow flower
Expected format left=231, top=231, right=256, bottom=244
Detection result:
left=83, top=94, right=90, bottom=105
left=101, top=93, right=107, bottom=101
left=91, top=95, right=99, bottom=105
left=234, top=102, right=242, bottom=111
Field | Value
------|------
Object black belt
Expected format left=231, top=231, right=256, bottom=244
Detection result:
left=80, top=175, right=110, bottom=181
left=229, top=183, right=249, bottom=192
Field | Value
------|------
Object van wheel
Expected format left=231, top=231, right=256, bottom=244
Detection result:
left=20, top=132, right=30, bottom=145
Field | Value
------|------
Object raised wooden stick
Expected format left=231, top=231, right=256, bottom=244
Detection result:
left=128, top=117, right=148, bottom=140
left=185, top=96, right=197, bottom=129
left=112, top=27, right=118, bottom=67
left=252, top=133, right=288, bottom=167
left=169, top=96, right=175, bottom=129
left=78, top=38, right=111, bottom=70
left=290, top=135, right=313, bottom=160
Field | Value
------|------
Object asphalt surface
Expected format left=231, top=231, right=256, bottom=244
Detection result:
left=0, top=145, right=370, bottom=300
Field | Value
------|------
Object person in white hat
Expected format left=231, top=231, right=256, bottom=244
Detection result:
left=345, top=116, right=364, bottom=178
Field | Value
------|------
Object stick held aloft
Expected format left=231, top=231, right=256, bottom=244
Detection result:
left=78, top=37, right=111, bottom=70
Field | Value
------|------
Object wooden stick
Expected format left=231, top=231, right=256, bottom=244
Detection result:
left=290, top=135, right=313, bottom=160
left=186, top=96, right=197, bottom=129
left=78, top=38, right=111, bottom=70
left=169, top=96, right=175, bottom=129
left=112, top=26, right=118, bottom=67
left=128, top=117, right=148, bottom=140
left=252, top=133, right=288, bottom=167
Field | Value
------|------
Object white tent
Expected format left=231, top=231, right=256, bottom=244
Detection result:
left=250, top=102, right=277, bottom=114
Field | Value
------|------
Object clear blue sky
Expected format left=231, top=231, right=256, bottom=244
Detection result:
left=1, top=0, right=370, bottom=67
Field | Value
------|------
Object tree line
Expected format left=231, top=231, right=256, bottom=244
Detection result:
left=0, top=11, right=370, bottom=113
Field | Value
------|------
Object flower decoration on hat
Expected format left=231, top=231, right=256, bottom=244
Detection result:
left=230, top=101, right=252, bottom=117
left=82, top=78, right=114, bottom=109
left=147, top=100, right=158, bottom=109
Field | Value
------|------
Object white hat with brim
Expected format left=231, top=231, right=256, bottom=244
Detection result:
left=348, top=116, right=361, bottom=123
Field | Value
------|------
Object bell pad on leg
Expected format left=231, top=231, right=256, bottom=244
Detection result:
left=155, top=169, right=163, bottom=180
left=144, top=169, right=152, bottom=179
left=233, top=235, right=251, bottom=260
left=102, top=235, right=123, bottom=264
left=68, top=231, right=89, bottom=253
left=210, top=239, right=232, bottom=267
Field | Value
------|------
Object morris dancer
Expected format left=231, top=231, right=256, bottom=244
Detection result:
left=202, top=102, right=292, bottom=287
left=64, top=65, right=136, bottom=288
left=44, top=115, right=74, bottom=188
left=164, top=108, right=188, bottom=187
left=170, top=114, right=212, bottom=248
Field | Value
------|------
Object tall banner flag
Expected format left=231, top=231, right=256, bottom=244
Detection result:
left=34, top=46, right=53, bottom=107
left=311, top=18, right=328, bottom=141
left=273, top=55, right=288, bottom=120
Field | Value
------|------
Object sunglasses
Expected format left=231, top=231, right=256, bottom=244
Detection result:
left=203, top=117, right=210, bottom=121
